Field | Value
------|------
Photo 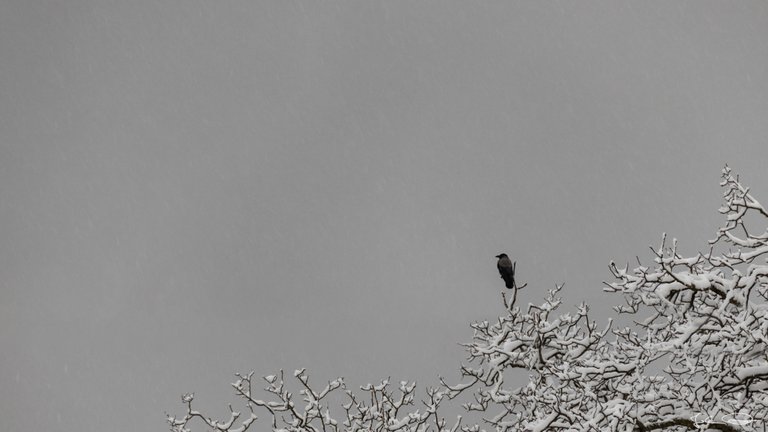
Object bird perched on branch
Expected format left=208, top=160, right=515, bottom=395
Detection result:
left=496, top=253, right=516, bottom=289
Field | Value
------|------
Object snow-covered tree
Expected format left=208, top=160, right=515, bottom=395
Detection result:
left=167, top=369, right=459, bottom=432
left=169, top=166, right=768, bottom=432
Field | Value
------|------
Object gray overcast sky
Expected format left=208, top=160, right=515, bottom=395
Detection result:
left=2, top=1, right=768, bottom=431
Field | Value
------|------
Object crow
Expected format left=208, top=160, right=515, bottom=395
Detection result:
left=496, top=253, right=516, bottom=289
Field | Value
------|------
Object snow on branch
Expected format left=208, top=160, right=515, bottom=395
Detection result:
left=711, top=165, right=768, bottom=265
left=168, top=370, right=462, bottom=432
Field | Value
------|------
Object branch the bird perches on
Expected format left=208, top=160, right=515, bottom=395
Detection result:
left=501, top=261, right=527, bottom=310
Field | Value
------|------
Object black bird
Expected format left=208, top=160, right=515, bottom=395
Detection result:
left=496, top=253, right=516, bottom=289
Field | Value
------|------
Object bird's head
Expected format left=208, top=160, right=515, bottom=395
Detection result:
left=495, top=253, right=508, bottom=259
